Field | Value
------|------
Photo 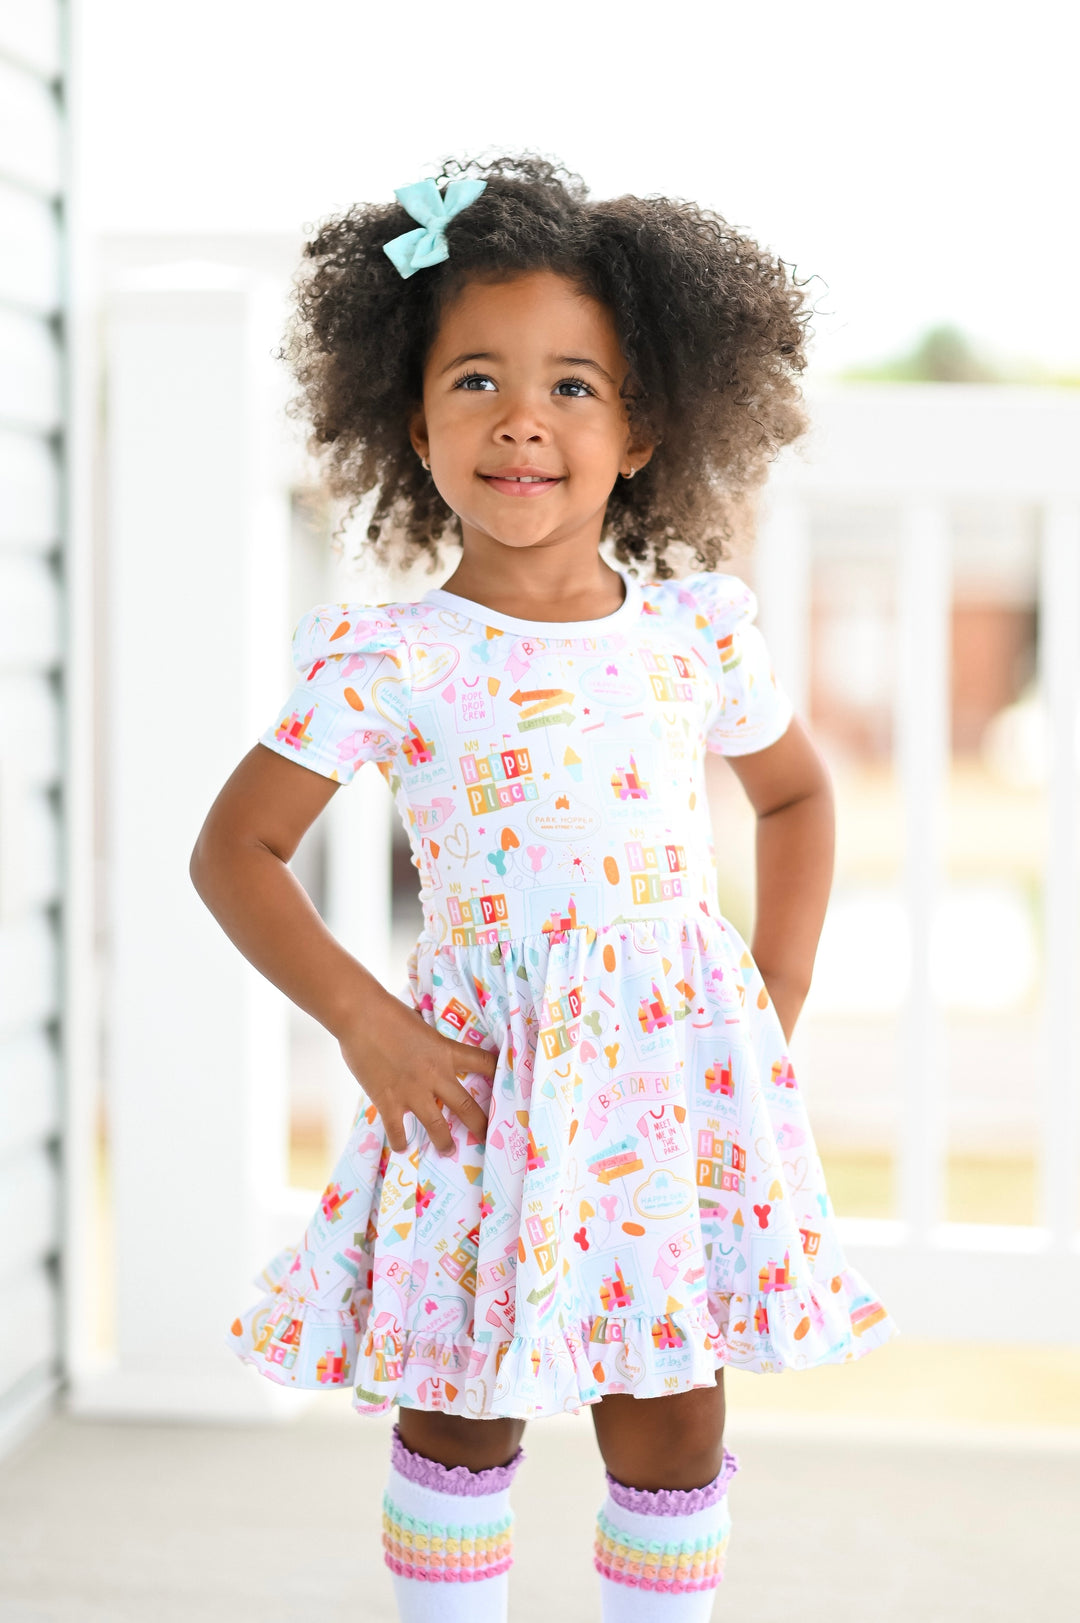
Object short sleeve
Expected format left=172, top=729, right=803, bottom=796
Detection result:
left=685, top=572, right=794, bottom=755
left=258, top=604, right=411, bottom=784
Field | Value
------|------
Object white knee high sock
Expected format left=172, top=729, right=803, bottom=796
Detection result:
left=382, top=1424, right=524, bottom=1623
left=594, top=1448, right=739, bottom=1622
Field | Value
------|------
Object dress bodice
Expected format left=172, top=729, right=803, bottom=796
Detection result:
left=260, top=567, right=794, bottom=946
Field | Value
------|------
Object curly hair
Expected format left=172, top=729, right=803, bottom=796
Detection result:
left=283, top=152, right=813, bottom=578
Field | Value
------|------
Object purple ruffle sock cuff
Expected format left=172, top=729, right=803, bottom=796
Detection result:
left=605, top=1446, right=740, bottom=1516
left=391, top=1424, right=525, bottom=1497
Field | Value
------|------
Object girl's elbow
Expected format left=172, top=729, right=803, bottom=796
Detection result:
left=188, top=824, right=223, bottom=897
left=188, top=837, right=210, bottom=897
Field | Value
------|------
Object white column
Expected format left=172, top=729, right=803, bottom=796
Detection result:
left=1037, top=502, right=1080, bottom=1248
left=895, top=501, right=951, bottom=1240
left=754, top=494, right=812, bottom=716
left=74, top=268, right=301, bottom=1418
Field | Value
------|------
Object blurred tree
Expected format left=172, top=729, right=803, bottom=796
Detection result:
left=843, top=324, right=1004, bottom=382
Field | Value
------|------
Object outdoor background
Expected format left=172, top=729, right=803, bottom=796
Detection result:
left=1, top=1, right=1079, bottom=1618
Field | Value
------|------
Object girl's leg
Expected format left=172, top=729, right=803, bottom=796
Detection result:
left=396, top=1410, right=525, bottom=1471
left=382, top=1412, right=526, bottom=1623
left=589, top=1372, right=738, bottom=1621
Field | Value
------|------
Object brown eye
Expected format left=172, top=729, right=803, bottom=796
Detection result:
left=554, top=376, right=594, bottom=398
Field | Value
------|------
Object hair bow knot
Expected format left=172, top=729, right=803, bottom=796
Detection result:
left=382, top=177, right=487, bottom=278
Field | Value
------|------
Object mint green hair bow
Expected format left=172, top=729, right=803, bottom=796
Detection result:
left=382, top=177, right=488, bottom=278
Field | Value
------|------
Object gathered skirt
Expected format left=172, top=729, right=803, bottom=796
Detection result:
left=229, top=911, right=898, bottom=1417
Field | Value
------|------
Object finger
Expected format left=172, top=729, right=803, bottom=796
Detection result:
left=382, top=1110, right=408, bottom=1155
left=439, top=1076, right=491, bottom=1140
left=451, top=1040, right=498, bottom=1080
left=418, top=1106, right=455, bottom=1157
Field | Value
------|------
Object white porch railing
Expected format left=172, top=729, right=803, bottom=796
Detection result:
left=759, top=385, right=1080, bottom=1340
left=74, top=274, right=1080, bottom=1420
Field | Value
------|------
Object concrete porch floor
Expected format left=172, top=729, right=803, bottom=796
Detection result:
left=1, top=1401, right=1078, bottom=1622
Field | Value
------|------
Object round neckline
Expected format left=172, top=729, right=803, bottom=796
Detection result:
left=421, top=565, right=643, bottom=638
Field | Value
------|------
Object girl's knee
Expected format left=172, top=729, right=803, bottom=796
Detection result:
left=592, top=1378, right=727, bottom=1491
left=395, top=1408, right=526, bottom=1471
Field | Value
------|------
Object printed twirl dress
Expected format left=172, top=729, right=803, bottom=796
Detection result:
left=230, top=565, right=899, bottom=1417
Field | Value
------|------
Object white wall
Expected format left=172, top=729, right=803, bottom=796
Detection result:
left=0, top=0, right=66, bottom=1458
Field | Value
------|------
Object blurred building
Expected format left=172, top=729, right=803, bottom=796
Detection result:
left=809, top=503, right=1038, bottom=763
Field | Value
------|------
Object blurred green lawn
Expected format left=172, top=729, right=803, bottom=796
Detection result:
left=821, top=1148, right=1038, bottom=1227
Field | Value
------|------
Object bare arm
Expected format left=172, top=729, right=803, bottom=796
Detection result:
left=723, top=716, right=835, bottom=1043
left=188, top=742, right=494, bottom=1153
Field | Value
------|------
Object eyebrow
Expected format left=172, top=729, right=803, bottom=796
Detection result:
left=557, top=354, right=617, bottom=387
left=440, top=351, right=617, bottom=387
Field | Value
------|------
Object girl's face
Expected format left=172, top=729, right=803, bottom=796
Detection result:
left=410, top=269, right=653, bottom=559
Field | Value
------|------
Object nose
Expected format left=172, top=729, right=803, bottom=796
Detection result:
left=492, top=390, right=551, bottom=447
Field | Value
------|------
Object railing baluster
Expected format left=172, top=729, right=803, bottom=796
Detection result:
left=1038, top=501, right=1080, bottom=1248
left=753, top=496, right=813, bottom=1093
left=896, top=502, right=951, bottom=1239
left=755, top=495, right=812, bottom=716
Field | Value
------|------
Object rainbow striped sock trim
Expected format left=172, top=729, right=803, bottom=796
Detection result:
left=381, top=1494, right=514, bottom=1583
left=594, top=1499, right=732, bottom=1593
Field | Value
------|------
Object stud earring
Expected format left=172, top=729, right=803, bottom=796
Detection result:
left=420, top=455, right=430, bottom=471
left=625, top=464, right=636, bottom=479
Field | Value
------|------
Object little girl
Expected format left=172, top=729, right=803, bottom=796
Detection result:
left=191, top=153, right=897, bottom=1621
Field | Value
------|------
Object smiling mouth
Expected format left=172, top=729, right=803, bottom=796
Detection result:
left=479, top=472, right=565, bottom=497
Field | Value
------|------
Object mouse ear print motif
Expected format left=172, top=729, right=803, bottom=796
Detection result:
left=382, top=177, right=488, bottom=278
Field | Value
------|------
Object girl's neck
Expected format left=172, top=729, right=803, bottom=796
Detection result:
left=439, top=548, right=625, bottom=625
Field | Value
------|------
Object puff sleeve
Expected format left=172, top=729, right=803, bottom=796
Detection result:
left=686, top=572, right=794, bottom=755
left=258, top=604, right=411, bottom=783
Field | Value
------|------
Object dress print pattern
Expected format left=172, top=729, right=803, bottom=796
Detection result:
left=229, top=566, right=898, bottom=1417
